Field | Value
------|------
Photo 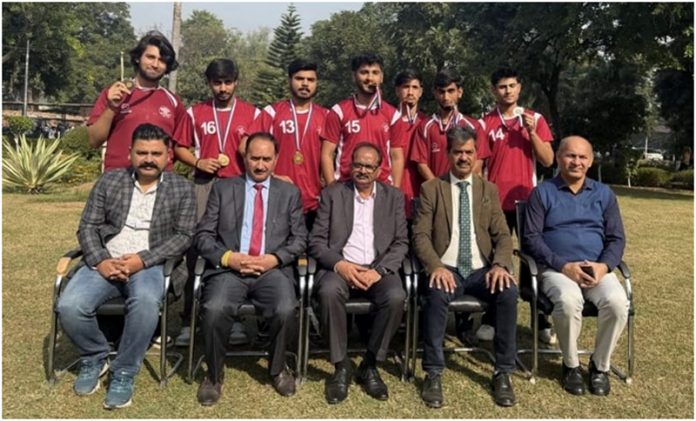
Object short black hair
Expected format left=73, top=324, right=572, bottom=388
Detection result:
left=352, top=142, right=383, bottom=166
left=351, top=52, right=383, bottom=72
left=434, top=68, right=462, bottom=89
left=490, top=67, right=519, bottom=86
left=446, top=126, right=476, bottom=153
left=131, top=123, right=171, bottom=147
left=288, top=58, right=318, bottom=77
left=245, top=132, right=278, bottom=155
left=205, top=58, right=239, bottom=82
left=129, top=31, right=179, bottom=74
left=394, top=69, right=423, bottom=87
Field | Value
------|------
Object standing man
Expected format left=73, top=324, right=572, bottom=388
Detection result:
left=411, top=68, right=488, bottom=183
left=310, top=144, right=408, bottom=404
left=172, top=58, right=261, bottom=347
left=524, top=136, right=628, bottom=397
left=57, top=124, right=196, bottom=409
left=87, top=31, right=186, bottom=171
left=393, top=69, right=427, bottom=221
left=249, top=58, right=329, bottom=229
left=194, top=133, right=307, bottom=405
left=479, top=67, right=556, bottom=344
left=321, top=53, right=405, bottom=187
left=412, top=127, right=518, bottom=408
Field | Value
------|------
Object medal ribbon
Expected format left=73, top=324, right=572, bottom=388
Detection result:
left=353, top=89, right=381, bottom=118
left=212, top=99, right=237, bottom=153
left=496, top=106, right=521, bottom=131
left=289, top=99, right=313, bottom=152
left=436, top=109, right=462, bottom=134
left=401, top=103, right=416, bottom=125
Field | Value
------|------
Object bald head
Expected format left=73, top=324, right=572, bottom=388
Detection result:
left=556, top=135, right=594, bottom=185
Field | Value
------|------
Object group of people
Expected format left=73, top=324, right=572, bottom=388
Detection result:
left=56, top=31, right=630, bottom=410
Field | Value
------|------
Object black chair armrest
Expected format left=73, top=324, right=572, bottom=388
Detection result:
left=194, top=256, right=207, bottom=277
left=617, top=261, right=631, bottom=279
left=163, top=255, right=184, bottom=278
left=515, top=249, right=538, bottom=277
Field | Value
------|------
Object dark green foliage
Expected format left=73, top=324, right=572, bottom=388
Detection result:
left=670, top=170, right=694, bottom=190
left=634, top=167, right=672, bottom=187
left=4, top=115, right=33, bottom=137
left=59, top=126, right=100, bottom=160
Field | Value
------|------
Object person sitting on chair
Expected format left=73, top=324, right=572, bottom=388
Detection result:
left=309, top=143, right=409, bottom=404
left=523, top=135, right=629, bottom=396
left=56, top=123, right=196, bottom=409
left=412, top=126, right=518, bottom=408
left=194, top=132, right=307, bottom=405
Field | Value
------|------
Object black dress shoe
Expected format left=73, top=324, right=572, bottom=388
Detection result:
left=421, top=373, right=443, bottom=408
left=197, top=377, right=222, bottom=406
left=492, top=372, right=516, bottom=407
left=588, top=358, right=611, bottom=396
left=272, top=366, right=296, bottom=397
left=325, top=362, right=353, bottom=404
left=355, top=362, right=388, bottom=401
left=562, top=363, right=586, bottom=395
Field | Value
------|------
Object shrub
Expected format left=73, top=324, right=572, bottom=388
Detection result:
left=2, top=135, right=80, bottom=193
left=596, top=163, right=628, bottom=185
left=670, top=170, right=694, bottom=190
left=3, top=116, right=34, bottom=138
left=60, top=126, right=101, bottom=160
left=59, top=156, right=102, bottom=186
left=633, top=167, right=671, bottom=187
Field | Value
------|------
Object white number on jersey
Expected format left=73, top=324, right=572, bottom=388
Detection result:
left=201, top=121, right=216, bottom=135
left=345, top=120, right=361, bottom=134
left=279, top=120, right=296, bottom=134
left=489, top=128, right=505, bottom=142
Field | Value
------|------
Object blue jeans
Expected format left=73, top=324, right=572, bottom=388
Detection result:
left=57, top=265, right=164, bottom=376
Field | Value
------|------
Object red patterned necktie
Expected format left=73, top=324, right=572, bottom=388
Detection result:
left=248, top=183, right=264, bottom=256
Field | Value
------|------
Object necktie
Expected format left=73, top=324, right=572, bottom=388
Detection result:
left=457, top=181, right=472, bottom=278
left=248, top=183, right=264, bottom=256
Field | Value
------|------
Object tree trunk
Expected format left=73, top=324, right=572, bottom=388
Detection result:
left=168, top=2, right=182, bottom=93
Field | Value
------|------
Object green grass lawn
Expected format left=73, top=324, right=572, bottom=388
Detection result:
left=2, top=185, right=693, bottom=418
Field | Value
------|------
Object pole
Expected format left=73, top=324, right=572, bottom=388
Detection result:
left=168, top=2, right=182, bottom=93
left=22, top=37, right=30, bottom=117
left=120, top=51, right=124, bottom=81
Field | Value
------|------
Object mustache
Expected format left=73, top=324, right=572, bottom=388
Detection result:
left=139, top=163, right=158, bottom=169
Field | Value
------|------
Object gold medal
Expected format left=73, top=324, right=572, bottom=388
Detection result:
left=513, top=106, right=525, bottom=117
left=293, top=151, right=304, bottom=165
left=124, top=80, right=135, bottom=90
left=218, top=153, right=230, bottom=167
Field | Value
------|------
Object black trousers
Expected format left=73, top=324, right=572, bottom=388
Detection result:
left=421, top=267, right=518, bottom=375
left=199, top=269, right=297, bottom=381
left=316, top=271, right=405, bottom=364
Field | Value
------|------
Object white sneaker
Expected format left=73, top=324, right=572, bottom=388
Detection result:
left=476, top=324, right=495, bottom=341
left=539, top=328, right=557, bottom=345
left=174, top=326, right=191, bottom=347
left=151, top=335, right=172, bottom=349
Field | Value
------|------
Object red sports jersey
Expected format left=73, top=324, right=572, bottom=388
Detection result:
left=88, top=86, right=186, bottom=171
left=250, top=100, right=329, bottom=212
left=323, top=96, right=402, bottom=184
left=393, top=110, right=428, bottom=219
left=480, top=107, right=554, bottom=211
left=173, top=98, right=260, bottom=179
left=410, top=112, right=489, bottom=178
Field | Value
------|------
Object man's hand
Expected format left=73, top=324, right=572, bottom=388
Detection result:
left=584, top=261, right=609, bottom=287
left=522, top=112, right=536, bottom=135
left=485, top=265, right=516, bottom=294
left=239, top=254, right=279, bottom=276
left=196, top=158, right=221, bottom=174
left=561, top=261, right=598, bottom=288
left=429, top=267, right=456, bottom=294
left=106, top=81, right=132, bottom=110
left=226, top=252, right=244, bottom=272
left=118, top=254, right=145, bottom=278
left=359, top=269, right=382, bottom=289
left=335, top=260, right=370, bottom=290
left=96, top=258, right=128, bottom=282
left=272, top=174, right=294, bottom=184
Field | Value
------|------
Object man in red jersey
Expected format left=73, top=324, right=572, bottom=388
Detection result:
left=411, top=68, right=488, bottom=182
left=392, top=69, right=427, bottom=221
left=172, top=58, right=261, bottom=347
left=321, top=53, right=405, bottom=187
left=87, top=31, right=186, bottom=171
left=249, top=58, right=328, bottom=230
left=479, top=66, right=556, bottom=344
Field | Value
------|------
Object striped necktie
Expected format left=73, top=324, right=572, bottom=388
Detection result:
left=456, top=181, right=472, bottom=278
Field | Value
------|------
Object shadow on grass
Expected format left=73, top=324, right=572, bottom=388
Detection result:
left=611, top=185, right=694, bottom=201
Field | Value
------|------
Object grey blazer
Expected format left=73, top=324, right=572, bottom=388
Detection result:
left=309, top=181, right=408, bottom=275
left=77, top=168, right=196, bottom=268
left=194, top=176, right=307, bottom=278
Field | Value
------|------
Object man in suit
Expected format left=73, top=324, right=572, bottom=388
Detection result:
left=57, top=123, right=196, bottom=409
left=194, top=132, right=307, bottom=405
left=309, top=143, right=409, bottom=404
left=412, top=126, right=518, bottom=408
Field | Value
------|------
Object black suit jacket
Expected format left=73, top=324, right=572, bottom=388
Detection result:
left=309, top=181, right=408, bottom=275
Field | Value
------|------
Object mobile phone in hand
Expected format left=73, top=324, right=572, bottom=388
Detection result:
left=581, top=265, right=595, bottom=278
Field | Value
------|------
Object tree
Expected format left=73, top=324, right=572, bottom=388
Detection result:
left=250, top=4, right=303, bottom=105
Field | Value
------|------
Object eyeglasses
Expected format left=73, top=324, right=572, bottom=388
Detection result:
left=351, top=162, right=379, bottom=172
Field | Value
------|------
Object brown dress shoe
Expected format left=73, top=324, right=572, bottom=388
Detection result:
left=197, top=377, right=222, bottom=406
left=273, top=366, right=296, bottom=397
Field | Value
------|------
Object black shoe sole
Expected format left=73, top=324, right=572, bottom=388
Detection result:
left=422, top=398, right=443, bottom=409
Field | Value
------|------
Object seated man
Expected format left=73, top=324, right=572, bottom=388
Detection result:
left=57, top=123, right=196, bottom=409
left=309, top=143, right=408, bottom=404
left=412, top=127, right=518, bottom=408
left=194, top=132, right=307, bottom=405
left=523, top=136, right=628, bottom=396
